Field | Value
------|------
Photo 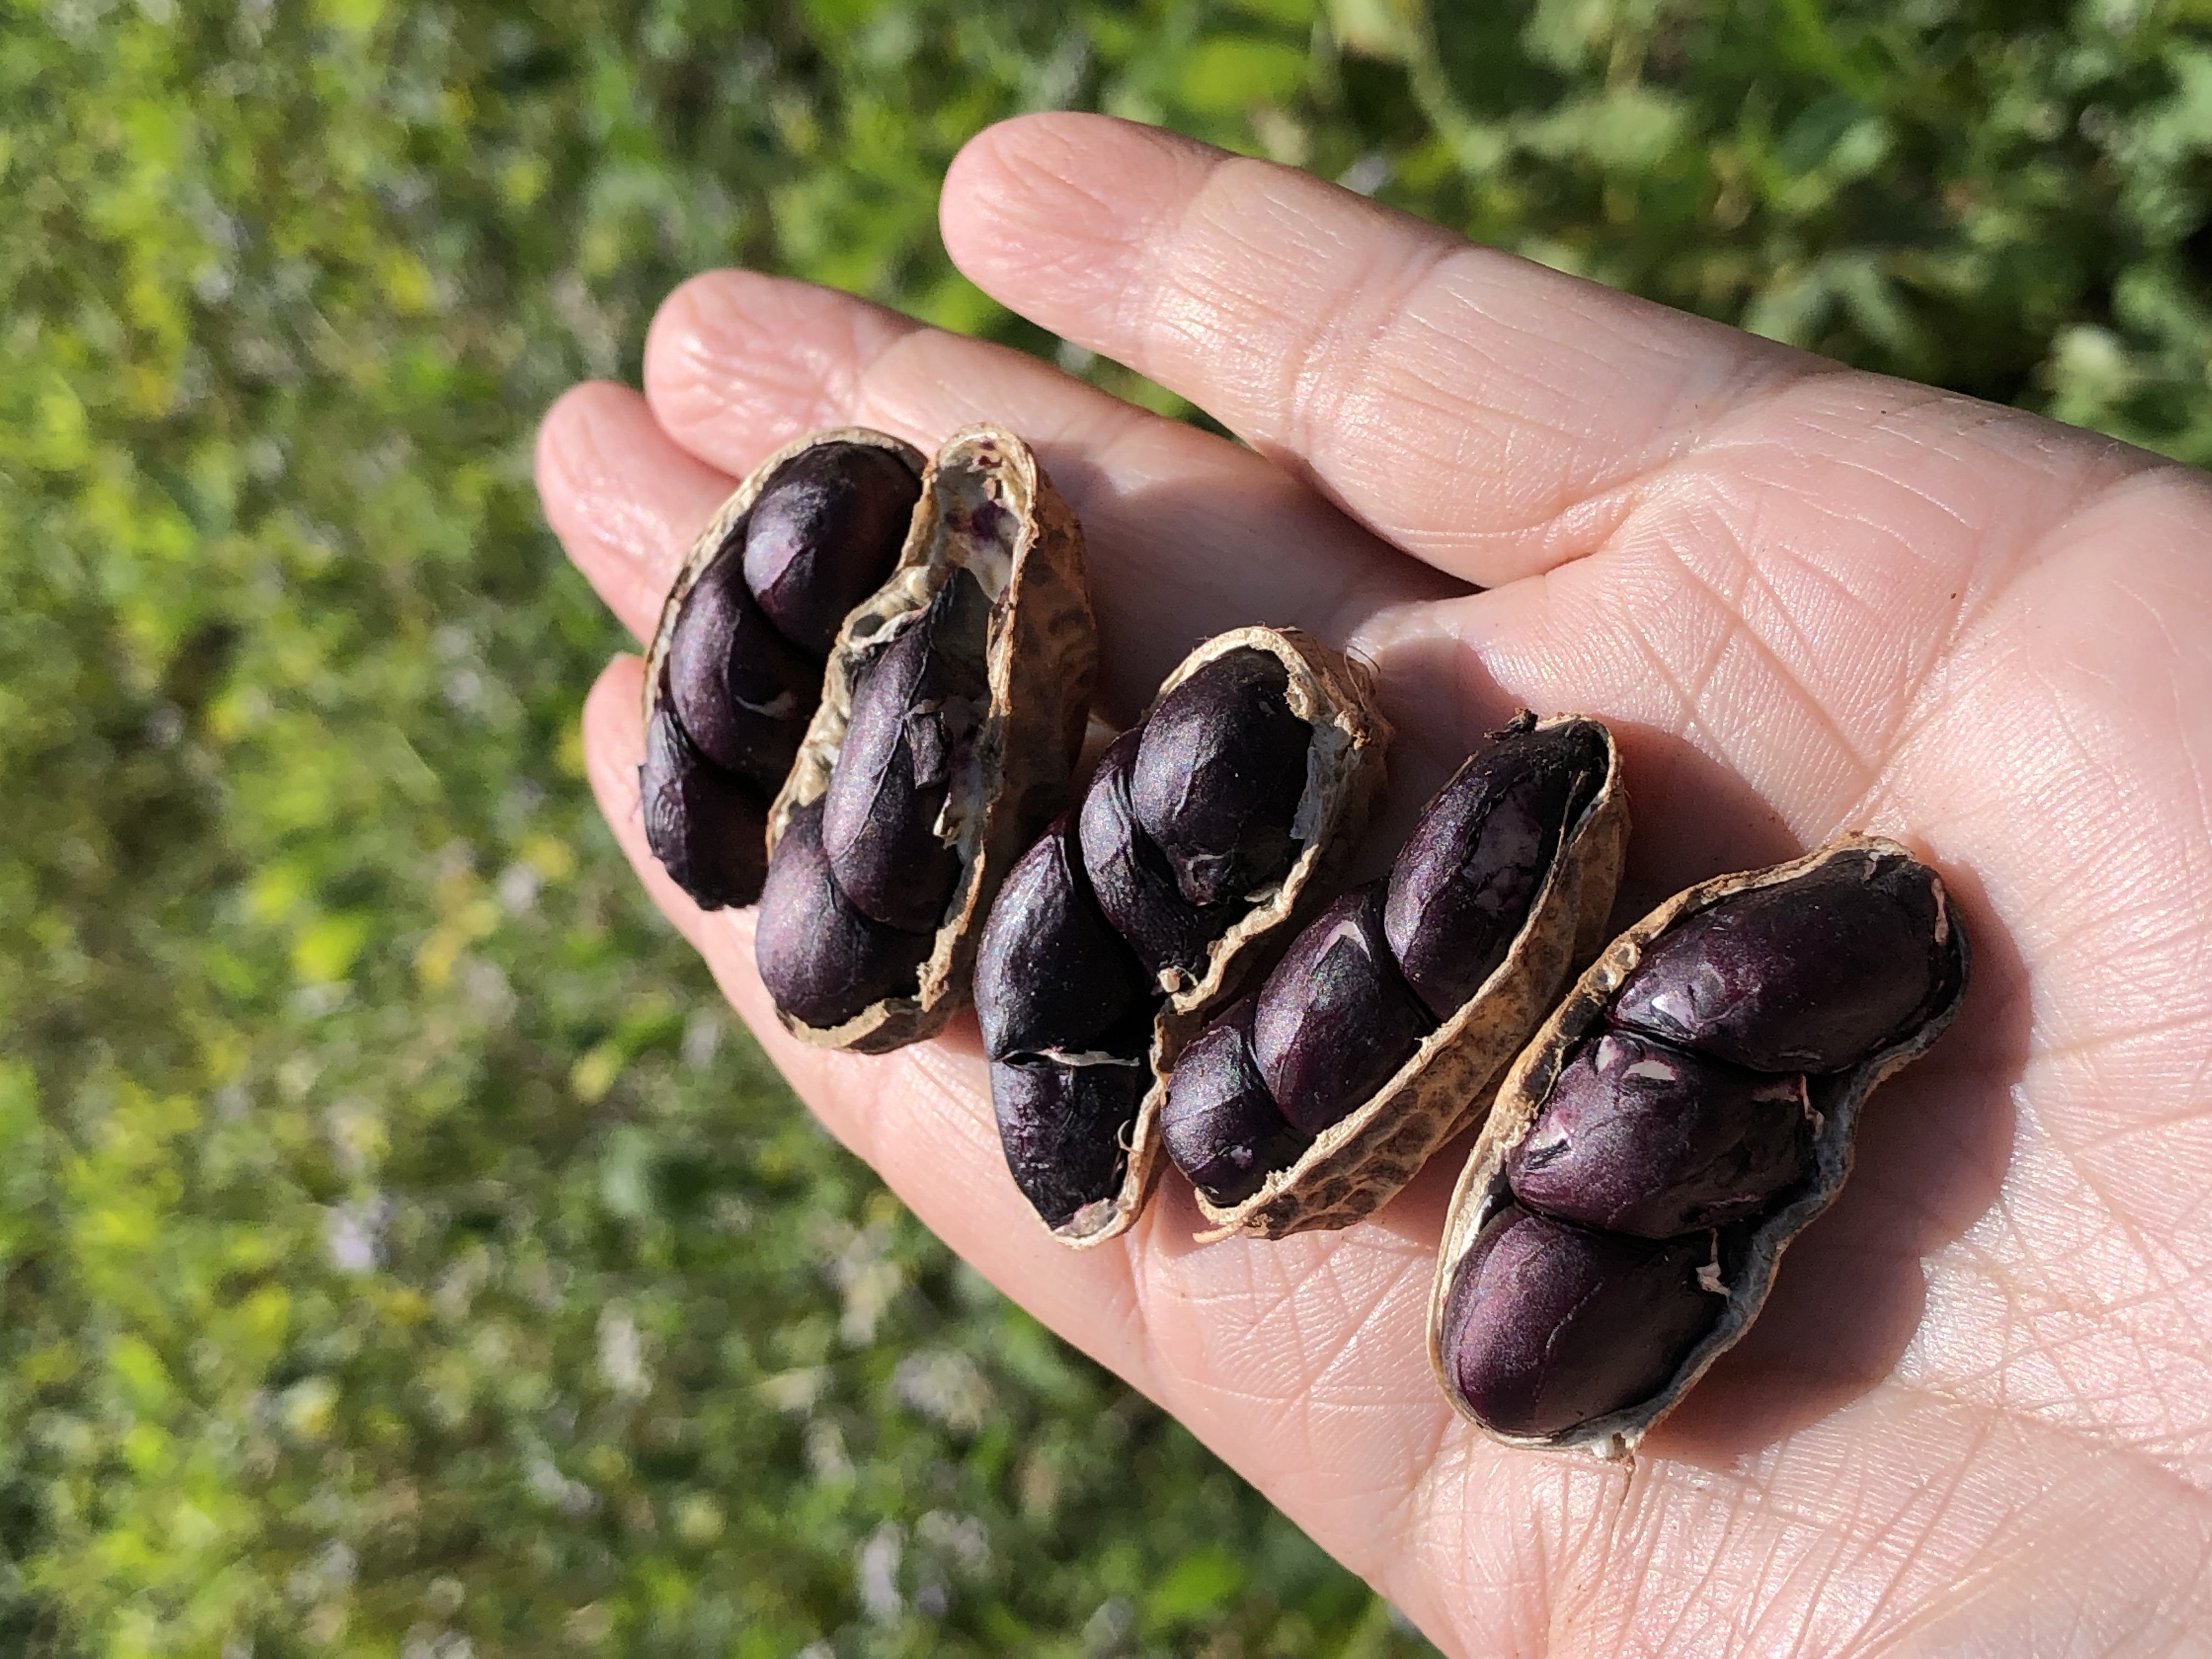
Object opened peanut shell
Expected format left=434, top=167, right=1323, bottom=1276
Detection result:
left=1046, top=627, right=1392, bottom=1247
left=1191, top=713, right=1628, bottom=1240
left=1427, top=834, right=1969, bottom=1458
left=641, top=427, right=927, bottom=909
left=762, top=425, right=1096, bottom=1053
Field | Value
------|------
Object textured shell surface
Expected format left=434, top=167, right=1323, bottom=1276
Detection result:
left=1192, top=713, right=1628, bottom=1242
left=1426, top=833, right=1971, bottom=1457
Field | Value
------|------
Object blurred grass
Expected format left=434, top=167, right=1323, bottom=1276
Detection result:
left=3, top=0, right=2210, bottom=1653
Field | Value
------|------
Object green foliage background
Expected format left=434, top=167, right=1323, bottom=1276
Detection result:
left=4, top=0, right=2209, bottom=1652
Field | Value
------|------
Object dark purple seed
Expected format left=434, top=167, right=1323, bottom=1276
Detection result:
left=1440, top=1205, right=1722, bottom=1438
left=663, top=546, right=820, bottom=794
left=820, top=569, right=991, bottom=932
left=742, top=442, right=922, bottom=657
left=1250, top=882, right=1436, bottom=1137
left=973, top=816, right=1152, bottom=1063
left=1160, top=996, right=1311, bottom=1206
left=1611, top=851, right=1954, bottom=1073
left=1385, top=717, right=1610, bottom=1020
left=991, top=1053, right=1149, bottom=1228
left=641, top=690, right=769, bottom=910
left=1505, top=1032, right=1815, bottom=1237
left=1131, top=648, right=1311, bottom=909
left=1080, top=728, right=1237, bottom=984
left=754, top=799, right=934, bottom=1029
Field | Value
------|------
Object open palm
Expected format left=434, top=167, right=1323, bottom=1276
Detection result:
left=536, top=115, right=2212, bottom=1654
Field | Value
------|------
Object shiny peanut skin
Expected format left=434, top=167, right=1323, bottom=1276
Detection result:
left=1505, top=1032, right=1814, bottom=1238
left=1131, top=647, right=1310, bottom=910
left=740, top=441, right=922, bottom=658
left=1441, top=1204, right=1722, bottom=1439
left=754, top=799, right=934, bottom=1030
left=1610, top=853, right=1952, bottom=1073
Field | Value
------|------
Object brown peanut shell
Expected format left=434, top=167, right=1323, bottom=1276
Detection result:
left=1195, top=714, right=1628, bottom=1242
left=766, top=425, right=1096, bottom=1053
left=1426, top=833, right=1970, bottom=1458
left=1053, top=626, right=1391, bottom=1248
left=641, top=426, right=927, bottom=749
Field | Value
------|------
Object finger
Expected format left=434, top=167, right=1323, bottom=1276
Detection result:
left=941, top=113, right=1820, bottom=588
left=538, top=382, right=737, bottom=643
left=637, top=268, right=1462, bottom=719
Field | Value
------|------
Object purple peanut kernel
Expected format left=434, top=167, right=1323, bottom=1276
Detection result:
left=820, top=569, right=991, bottom=932
left=1251, top=882, right=1436, bottom=1137
left=1160, top=997, right=1311, bottom=1206
left=1441, top=1204, right=1723, bottom=1438
left=1611, top=851, right=1954, bottom=1073
left=991, top=1053, right=1149, bottom=1229
left=1505, top=1032, right=1815, bottom=1237
left=1385, top=717, right=1610, bottom=1020
left=662, top=545, right=820, bottom=794
left=754, top=799, right=934, bottom=1028
left=641, top=685, right=770, bottom=911
left=973, top=815, right=1152, bottom=1063
left=741, top=442, right=922, bottom=658
left=1130, top=648, right=1311, bottom=910
left=1079, top=728, right=1237, bottom=984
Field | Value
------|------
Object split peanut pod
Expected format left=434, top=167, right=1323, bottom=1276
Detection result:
left=974, top=628, right=1392, bottom=1246
left=755, top=426, right=1096, bottom=1054
left=641, top=428, right=926, bottom=910
left=1428, top=835, right=1969, bottom=1457
left=1165, top=713, right=1628, bottom=1239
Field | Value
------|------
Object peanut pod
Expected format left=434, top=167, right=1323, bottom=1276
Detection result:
left=759, top=425, right=1096, bottom=1053
left=977, top=627, right=1392, bottom=1246
left=1173, top=713, right=1627, bottom=1240
left=641, top=428, right=926, bottom=910
left=1427, top=834, right=1969, bottom=1458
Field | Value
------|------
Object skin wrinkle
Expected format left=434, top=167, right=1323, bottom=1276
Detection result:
left=1125, top=1237, right=1360, bottom=1455
left=1638, top=524, right=1886, bottom=814
left=1771, top=1447, right=1988, bottom=1653
left=1680, top=379, right=2125, bottom=592
left=1686, top=517, right=1915, bottom=729
left=647, top=273, right=905, bottom=444
left=1955, top=1256, right=2212, bottom=1480
left=1554, top=1455, right=1645, bottom=1650
left=1648, top=509, right=1890, bottom=780
left=1428, top=1451, right=1560, bottom=1659
left=1546, top=1385, right=2212, bottom=1658
left=2046, top=1146, right=2206, bottom=1327
left=1257, top=235, right=1460, bottom=501
left=2122, top=583, right=2212, bottom=861
left=1849, top=1414, right=2004, bottom=1652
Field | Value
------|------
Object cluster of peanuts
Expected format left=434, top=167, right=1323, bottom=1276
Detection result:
left=643, top=429, right=1968, bottom=1452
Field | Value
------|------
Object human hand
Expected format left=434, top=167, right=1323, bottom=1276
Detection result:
left=536, top=114, right=2212, bottom=1653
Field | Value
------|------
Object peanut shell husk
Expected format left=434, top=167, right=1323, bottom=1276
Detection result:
left=1195, top=713, right=1628, bottom=1242
left=766, top=425, right=1096, bottom=1053
left=1052, top=626, right=1391, bottom=1248
left=1426, top=833, right=1970, bottom=1458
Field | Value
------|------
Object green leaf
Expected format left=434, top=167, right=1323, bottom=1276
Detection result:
left=1146, top=1542, right=1248, bottom=1627
left=1176, top=35, right=1313, bottom=114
